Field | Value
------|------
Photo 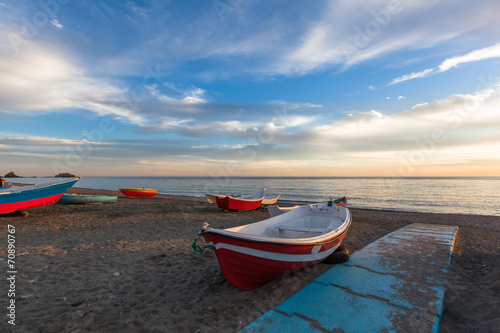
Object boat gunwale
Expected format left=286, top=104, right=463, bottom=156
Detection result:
left=0, top=177, right=81, bottom=194
left=203, top=206, right=351, bottom=246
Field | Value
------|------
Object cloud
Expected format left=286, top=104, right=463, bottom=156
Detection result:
left=269, top=1, right=500, bottom=75
left=0, top=38, right=211, bottom=127
left=50, top=19, right=64, bottom=30
left=389, top=42, right=500, bottom=85
left=439, top=42, right=500, bottom=71
left=2, top=87, right=500, bottom=176
left=389, top=68, right=436, bottom=85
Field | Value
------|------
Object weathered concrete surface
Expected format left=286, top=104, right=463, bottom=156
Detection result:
left=241, top=223, right=458, bottom=333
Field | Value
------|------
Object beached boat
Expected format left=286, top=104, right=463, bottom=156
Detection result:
left=205, top=193, right=231, bottom=204
left=119, top=188, right=158, bottom=198
left=57, top=193, right=118, bottom=205
left=0, top=178, right=80, bottom=214
left=208, top=191, right=280, bottom=207
left=333, top=196, right=347, bottom=206
left=268, top=196, right=347, bottom=217
left=261, top=193, right=281, bottom=206
left=215, top=189, right=265, bottom=211
left=201, top=202, right=351, bottom=289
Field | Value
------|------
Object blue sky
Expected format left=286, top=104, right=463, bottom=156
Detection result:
left=1, top=0, right=500, bottom=177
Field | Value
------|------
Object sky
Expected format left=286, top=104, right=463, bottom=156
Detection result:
left=1, top=0, right=500, bottom=177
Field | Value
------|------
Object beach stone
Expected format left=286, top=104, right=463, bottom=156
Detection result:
left=71, top=300, right=84, bottom=306
left=72, top=311, right=85, bottom=320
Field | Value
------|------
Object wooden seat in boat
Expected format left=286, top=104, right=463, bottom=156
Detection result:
left=275, top=225, right=326, bottom=233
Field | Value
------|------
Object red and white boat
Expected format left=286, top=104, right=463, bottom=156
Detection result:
left=207, top=191, right=280, bottom=207
left=201, top=202, right=351, bottom=289
left=215, top=189, right=265, bottom=211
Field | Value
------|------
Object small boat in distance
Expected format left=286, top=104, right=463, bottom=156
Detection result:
left=332, top=196, right=347, bottom=207
left=119, top=188, right=158, bottom=198
left=216, top=188, right=265, bottom=211
left=0, top=177, right=80, bottom=214
left=57, top=193, right=118, bottom=205
left=201, top=202, right=351, bottom=289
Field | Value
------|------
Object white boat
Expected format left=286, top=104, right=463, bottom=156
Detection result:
left=261, top=193, right=281, bottom=206
left=205, top=193, right=220, bottom=204
left=201, top=202, right=351, bottom=289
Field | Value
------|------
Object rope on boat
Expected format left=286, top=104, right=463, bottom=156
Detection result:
left=191, top=222, right=215, bottom=254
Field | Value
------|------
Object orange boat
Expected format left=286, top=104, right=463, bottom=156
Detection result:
left=119, top=188, right=158, bottom=198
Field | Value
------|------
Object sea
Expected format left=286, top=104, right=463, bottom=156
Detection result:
left=7, top=176, right=500, bottom=217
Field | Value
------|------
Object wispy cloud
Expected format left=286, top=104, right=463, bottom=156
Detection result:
left=388, top=68, right=436, bottom=85
left=389, top=43, right=500, bottom=85
left=50, top=19, right=64, bottom=30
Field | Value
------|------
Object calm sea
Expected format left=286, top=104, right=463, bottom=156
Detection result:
left=8, top=176, right=500, bottom=217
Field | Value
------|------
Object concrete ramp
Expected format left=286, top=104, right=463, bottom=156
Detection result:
left=241, top=223, right=458, bottom=333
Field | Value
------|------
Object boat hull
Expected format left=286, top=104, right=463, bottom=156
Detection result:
left=205, top=193, right=222, bottom=204
left=0, top=178, right=80, bottom=214
left=119, top=188, right=158, bottom=198
left=216, top=196, right=263, bottom=211
left=57, top=194, right=118, bottom=205
left=261, top=194, right=281, bottom=206
left=203, top=230, right=348, bottom=289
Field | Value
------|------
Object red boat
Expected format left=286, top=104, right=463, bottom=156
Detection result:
left=202, top=202, right=351, bottom=289
left=215, top=189, right=265, bottom=211
left=119, top=188, right=158, bottom=198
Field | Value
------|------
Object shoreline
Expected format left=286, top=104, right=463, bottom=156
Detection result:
left=6, top=181, right=500, bottom=218
left=74, top=186, right=500, bottom=220
left=0, top=187, right=498, bottom=332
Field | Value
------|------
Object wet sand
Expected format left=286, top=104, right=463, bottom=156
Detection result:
left=0, top=187, right=498, bottom=332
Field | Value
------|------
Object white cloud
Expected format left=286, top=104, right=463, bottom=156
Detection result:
left=270, top=1, right=500, bottom=76
left=389, top=43, right=500, bottom=85
left=439, top=42, right=500, bottom=72
left=389, top=68, right=435, bottom=85
left=50, top=19, right=64, bottom=30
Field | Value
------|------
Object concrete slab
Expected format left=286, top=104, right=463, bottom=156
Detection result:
left=241, top=223, right=458, bottom=333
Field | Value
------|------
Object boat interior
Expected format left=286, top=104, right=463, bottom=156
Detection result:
left=226, top=204, right=349, bottom=239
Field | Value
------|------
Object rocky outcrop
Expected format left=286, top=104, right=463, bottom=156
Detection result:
left=55, top=172, right=76, bottom=178
left=4, top=171, right=19, bottom=178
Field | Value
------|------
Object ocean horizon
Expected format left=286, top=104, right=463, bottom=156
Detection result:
left=7, top=176, right=500, bottom=217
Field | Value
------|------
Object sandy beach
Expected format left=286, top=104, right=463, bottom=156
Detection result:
left=1, top=187, right=498, bottom=333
